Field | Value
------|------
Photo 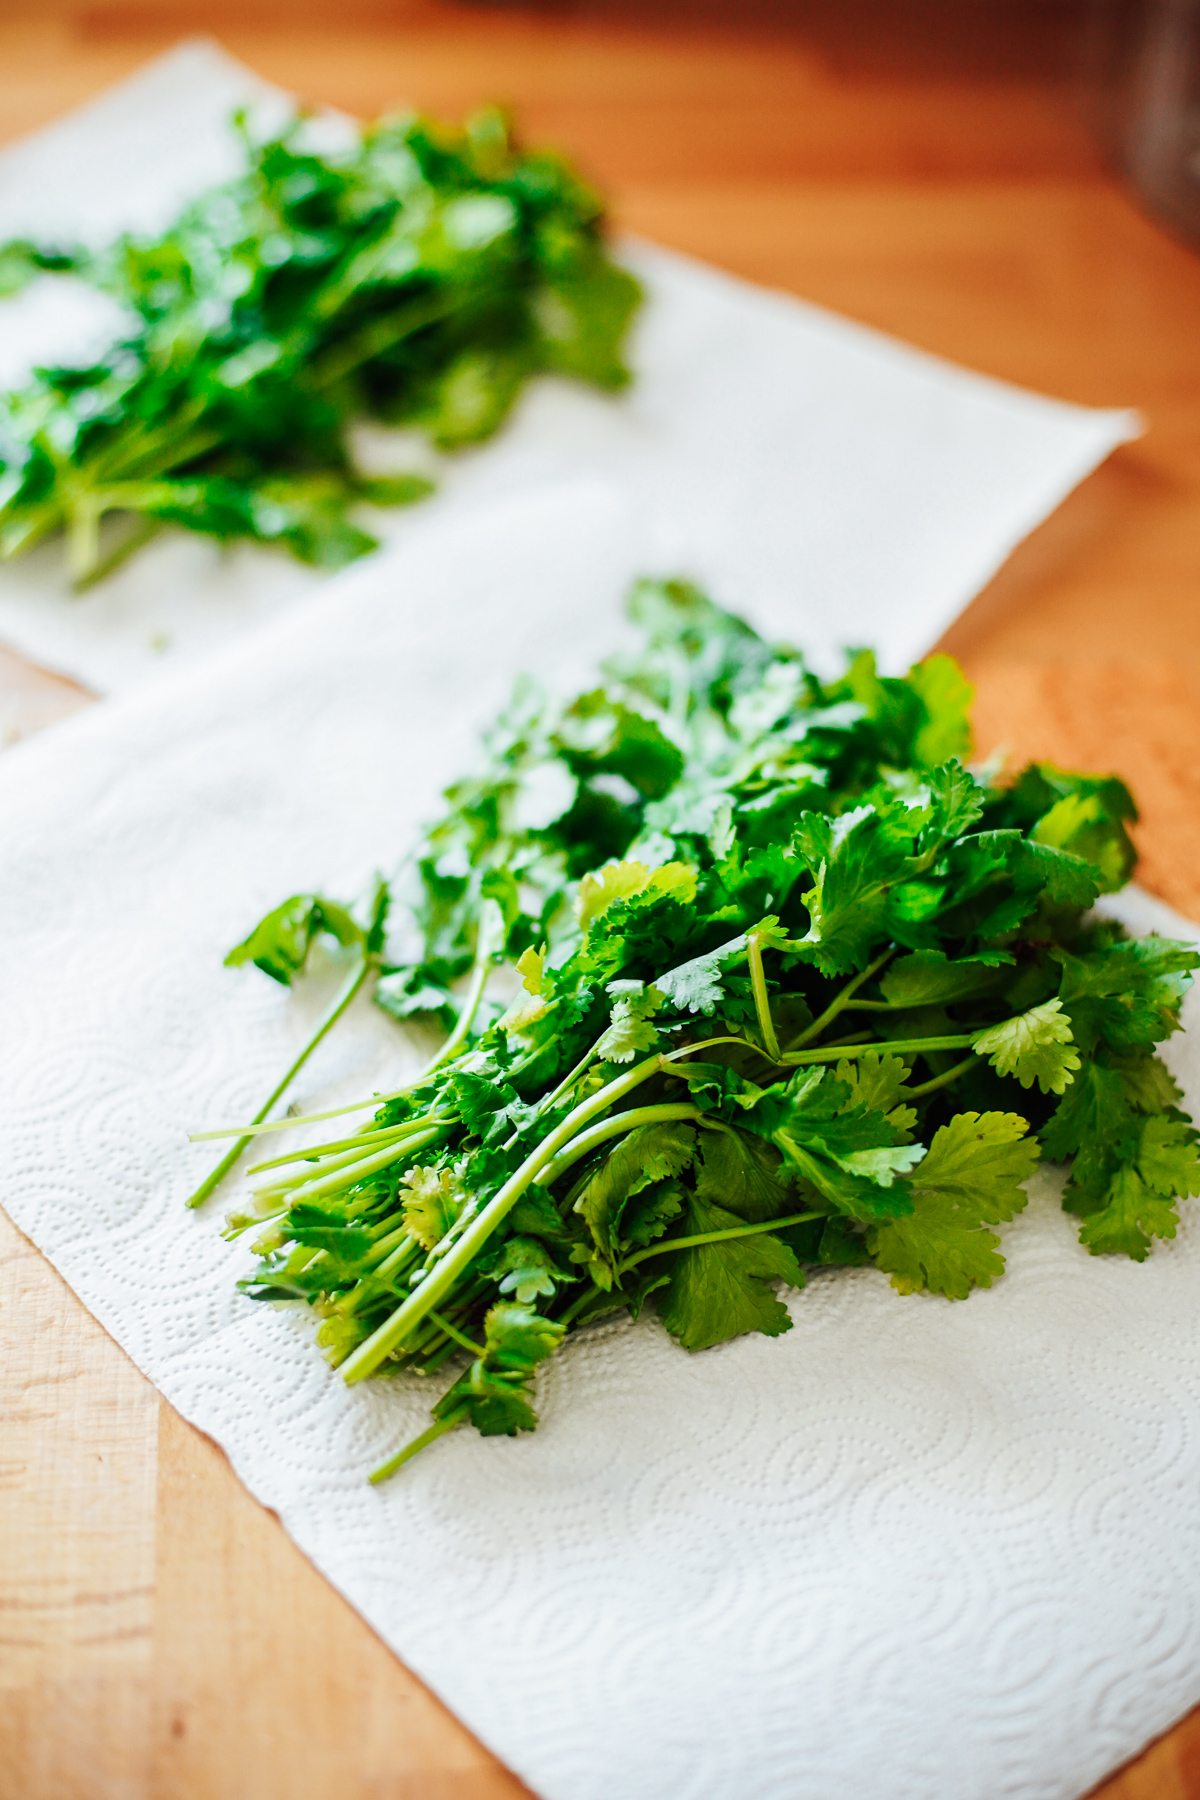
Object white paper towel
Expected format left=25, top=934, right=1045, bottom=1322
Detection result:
left=2, top=479, right=1199, bottom=1800
left=0, top=40, right=1136, bottom=694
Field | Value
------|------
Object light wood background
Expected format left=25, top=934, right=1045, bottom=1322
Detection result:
left=2, top=4, right=1199, bottom=1796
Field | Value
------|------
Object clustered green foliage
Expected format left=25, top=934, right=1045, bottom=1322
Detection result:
left=202, top=581, right=1199, bottom=1479
left=0, top=107, right=640, bottom=587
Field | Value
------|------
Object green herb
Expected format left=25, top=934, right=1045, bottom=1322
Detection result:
left=0, top=107, right=640, bottom=587
left=193, top=579, right=1197, bottom=1476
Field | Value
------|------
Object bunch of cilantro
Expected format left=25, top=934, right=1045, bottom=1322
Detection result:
left=0, top=107, right=639, bottom=586
left=193, top=580, right=1200, bottom=1480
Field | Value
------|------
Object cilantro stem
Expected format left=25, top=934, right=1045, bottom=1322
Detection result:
left=619, top=1208, right=825, bottom=1272
left=341, top=1053, right=668, bottom=1384
left=246, top=1116, right=432, bottom=1174
left=185, top=952, right=375, bottom=1208
left=533, top=1103, right=704, bottom=1189
left=191, top=1096, right=402, bottom=1141
left=417, top=935, right=494, bottom=1078
left=368, top=1410, right=465, bottom=1485
left=540, top=1042, right=603, bottom=1112
left=363, top=1223, right=413, bottom=1264
left=427, top=1311, right=487, bottom=1357
left=746, top=931, right=782, bottom=1062
left=72, top=514, right=165, bottom=592
left=904, top=1052, right=979, bottom=1098
left=256, top=1124, right=444, bottom=1207
left=784, top=947, right=897, bottom=1051
left=251, top=1138, right=406, bottom=1194
left=192, top=926, right=504, bottom=1150
left=663, top=1035, right=780, bottom=1066
left=555, top=1283, right=609, bottom=1327
left=414, top=1339, right=460, bottom=1377
left=784, top=1031, right=978, bottom=1066
left=337, top=1234, right=420, bottom=1315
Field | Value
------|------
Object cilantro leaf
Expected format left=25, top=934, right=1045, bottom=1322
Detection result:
left=658, top=1195, right=803, bottom=1351
left=375, top=967, right=459, bottom=1028
left=492, top=1235, right=577, bottom=1303
left=555, top=692, right=684, bottom=800
left=433, top=1303, right=565, bottom=1436
left=401, top=1166, right=468, bottom=1250
left=923, top=757, right=985, bottom=839
left=1113, top=1053, right=1184, bottom=1113
left=225, top=892, right=362, bottom=985
left=1010, top=838, right=1101, bottom=908
left=834, top=1050, right=916, bottom=1140
left=595, top=980, right=665, bottom=1063
left=1136, top=1113, right=1200, bottom=1201
left=655, top=934, right=747, bottom=1015
left=867, top=1111, right=1039, bottom=1299
left=881, top=949, right=1011, bottom=1009
left=574, top=1121, right=697, bottom=1268
left=973, top=999, right=1082, bottom=1094
left=1040, top=1060, right=1126, bottom=1161
left=620, top=1180, right=687, bottom=1249
left=1030, top=786, right=1137, bottom=893
left=791, top=801, right=915, bottom=974
left=835, top=1143, right=928, bottom=1186
left=692, top=1127, right=796, bottom=1222
left=744, top=1066, right=916, bottom=1221
left=1076, top=1166, right=1185, bottom=1261
left=907, top=658, right=974, bottom=767
left=576, top=858, right=697, bottom=927
left=1054, top=937, right=1200, bottom=1055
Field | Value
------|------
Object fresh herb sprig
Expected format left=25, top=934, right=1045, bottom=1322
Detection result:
left=194, top=581, right=1199, bottom=1477
left=0, top=107, right=640, bottom=586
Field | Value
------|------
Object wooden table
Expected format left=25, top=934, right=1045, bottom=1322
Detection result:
left=3, top=5, right=1200, bottom=1795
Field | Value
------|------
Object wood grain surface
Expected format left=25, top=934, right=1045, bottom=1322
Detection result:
left=2, top=4, right=1199, bottom=1796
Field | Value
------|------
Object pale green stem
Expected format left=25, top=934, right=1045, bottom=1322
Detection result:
left=72, top=515, right=165, bottom=592
left=785, top=946, right=897, bottom=1052
left=341, top=1053, right=668, bottom=1384
left=746, top=931, right=781, bottom=1063
left=246, top=1117, right=432, bottom=1175
left=251, top=1138, right=403, bottom=1196
left=539, top=1042, right=603, bottom=1113
left=418, top=945, right=492, bottom=1078
left=619, top=1208, right=825, bottom=1272
left=186, top=954, right=375, bottom=1208
left=904, top=1052, right=979, bottom=1099
left=427, top=1310, right=486, bottom=1357
left=533, top=1103, right=704, bottom=1189
left=662, top=1035, right=780, bottom=1067
left=338, top=1234, right=419, bottom=1315
left=784, top=1031, right=978, bottom=1066
left=362, top=1222, right=412, bottom=1265
left=310, top=292, right=456, bottom=390
left=253, top=1124, right=443, bottom=1208
left=369, top=1411, right=465, bottom=1485
left=189, top=929, right=499, bottom=1150
left=66, top=496, right=101, bottom=583
left=557, top=1282, right=610, bottom=1327
left=191, top=1093, right=447, bottom=1142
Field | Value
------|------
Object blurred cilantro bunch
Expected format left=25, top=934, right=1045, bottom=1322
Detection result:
left=0, top=106, right=640, bottom=585
left=193, top=582, right=1199, bottom=1479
